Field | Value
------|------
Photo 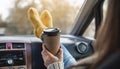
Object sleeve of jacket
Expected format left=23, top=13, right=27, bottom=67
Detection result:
left=47, top=62, right=64, bottom=69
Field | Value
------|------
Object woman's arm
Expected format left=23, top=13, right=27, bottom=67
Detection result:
left=47, top=62, right=64, bottom=69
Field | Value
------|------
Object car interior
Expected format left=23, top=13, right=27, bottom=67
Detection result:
left=0, top=0, right=108, bottom=69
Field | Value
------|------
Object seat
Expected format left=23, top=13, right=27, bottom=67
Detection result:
left=97, top=52, right=120, bottom=69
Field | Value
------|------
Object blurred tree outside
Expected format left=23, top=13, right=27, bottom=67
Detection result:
left=41, top=0, right=80, bottom=33
left=2, top=0, right=82, bottom=35
left=0, top=15, right=7, bottom=35
left=5, top=0, right=36, bottom=35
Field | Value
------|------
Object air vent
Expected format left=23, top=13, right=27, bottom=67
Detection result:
left=0, top=43, right=6, bottom=49
left=12, top=43, right=25, bottom=49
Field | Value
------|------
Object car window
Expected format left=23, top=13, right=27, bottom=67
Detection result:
left=0, top=0, right=85, bottom=35
left=83, top=0, right=108, bottom=38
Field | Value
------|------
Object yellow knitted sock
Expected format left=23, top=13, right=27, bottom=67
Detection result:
left=28, top=7, right=53, bottom=38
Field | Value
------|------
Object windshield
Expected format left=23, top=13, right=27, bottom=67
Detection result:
left=0, top=0, right=85, bottom=35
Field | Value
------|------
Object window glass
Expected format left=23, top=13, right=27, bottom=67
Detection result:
left=0, top=0, right=85, bottom=35
left=83, top=18, right=95, bottom=38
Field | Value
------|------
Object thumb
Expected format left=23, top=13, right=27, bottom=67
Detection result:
left=57, top=48, right=63, bottom=62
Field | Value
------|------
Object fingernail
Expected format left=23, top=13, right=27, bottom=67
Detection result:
left=60, top=46, right=61, bottom=48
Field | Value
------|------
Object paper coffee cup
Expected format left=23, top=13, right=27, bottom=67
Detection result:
left=42, top=28, right=60, bottom=55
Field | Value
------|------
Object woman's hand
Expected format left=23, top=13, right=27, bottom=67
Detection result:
left=41, top=44, right=63, bottom=67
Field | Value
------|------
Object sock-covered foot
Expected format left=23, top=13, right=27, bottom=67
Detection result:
left=28, top=7, right=53, bottom=38
left=40, top=10, right=53, bottom=28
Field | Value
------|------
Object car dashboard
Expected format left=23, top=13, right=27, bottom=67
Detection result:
left=0, top=35, right=94, bottom=69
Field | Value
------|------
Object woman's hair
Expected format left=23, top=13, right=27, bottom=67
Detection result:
left=68, top=0, right=120, bottom=69
left=91, top=0, right=120, bottom=68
